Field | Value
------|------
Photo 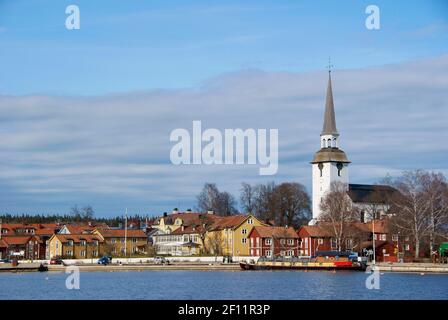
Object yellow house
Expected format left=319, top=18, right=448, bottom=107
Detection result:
left=205, top=214, right=267, bottom=256
left=92, top=228, right=147, bottom=257
left=48, top=234, right=103, bottom=259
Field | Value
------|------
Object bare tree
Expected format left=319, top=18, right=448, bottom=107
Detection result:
left=240, top=182, right=256, bottom=214
left=243, top=182, right=311, bottom=227
left=207, top=232, right=223, bottom=261
left=388, top=170, right=431, bottom=258
left=319, top=182, right=357, bottom=251
left=196, top=183, right=237, bottom=216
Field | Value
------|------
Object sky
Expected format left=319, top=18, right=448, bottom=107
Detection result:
left=0, top=0, right=447, bottom=217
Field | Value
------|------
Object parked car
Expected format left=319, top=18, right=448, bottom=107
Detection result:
left=50, top=257, right=63, bottom=265
left=97, top=256, right=111, bottom=265
left=0, top=258, right=11, bottom=264
left=154, top=256, right=169, bottom=264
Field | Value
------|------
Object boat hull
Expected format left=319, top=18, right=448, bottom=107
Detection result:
left=239, top=261, right=366, bottom=272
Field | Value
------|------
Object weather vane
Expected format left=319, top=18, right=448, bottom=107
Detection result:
left=327, top=57, right=333, bottom=73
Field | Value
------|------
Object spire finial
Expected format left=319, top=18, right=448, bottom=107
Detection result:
left=326, top=56, right=333, bottom=73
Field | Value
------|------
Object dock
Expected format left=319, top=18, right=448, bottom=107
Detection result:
left=373, top=262, right=448, bottom=274
left=0, top=263, right=48, bottom=272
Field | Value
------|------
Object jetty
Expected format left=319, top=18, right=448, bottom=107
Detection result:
left=0, top=262, right=48, bottom=272
left=373, top=262, right=448, bottom=274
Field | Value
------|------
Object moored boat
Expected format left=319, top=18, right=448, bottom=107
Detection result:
left=240, top=251, right=367, bottom=271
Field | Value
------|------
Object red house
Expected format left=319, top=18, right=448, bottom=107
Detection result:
left=248, top=226, right=300, bottom=257
left=297, top=225, right=334, bottom=257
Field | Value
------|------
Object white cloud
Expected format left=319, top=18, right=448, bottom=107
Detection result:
left=0, top=54, right=447, bottom=215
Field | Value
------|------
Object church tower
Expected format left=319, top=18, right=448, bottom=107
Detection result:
left=310, top=70, right=350, bottom=225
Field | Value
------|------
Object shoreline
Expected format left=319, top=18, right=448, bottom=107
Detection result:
left=2, top=262, right=448, bottom=274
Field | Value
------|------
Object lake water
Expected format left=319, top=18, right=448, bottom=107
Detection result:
left=0, top=270, right=447, bottom=300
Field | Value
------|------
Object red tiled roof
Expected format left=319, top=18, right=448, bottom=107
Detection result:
left=35, top=228, right=56, bottom=236
left=250, top=226, right=299, bottom=239
left=171, top=225, right=205, bottom=235
left=95, top=229, right=146, bottom=238
left=2, top=236, right=35, bottom=245
left=209, top=215, right=248, bottom=230
left=298, top=225, right=333, bottom=238
left=354, top=220, right=388, bottom=234
left=54, top=234, right=103, bottom=243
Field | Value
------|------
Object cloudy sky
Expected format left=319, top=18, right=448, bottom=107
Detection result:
left=0, top=0, right=447, bottom=216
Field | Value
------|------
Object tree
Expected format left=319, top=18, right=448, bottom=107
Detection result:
left=241, top=182, right=311, bottom=227
left=206, top=232, right=223, bottom=261
left=240, top=182, right=256, bottom=214
left=319, top=182, right=357, bottom=251
left=196, top=183, right=237, bottom=216
left=387, top=170, right=448, bottom=258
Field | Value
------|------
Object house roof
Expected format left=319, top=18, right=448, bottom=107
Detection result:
left=95, top=229, right=147, bottom=238
left=209, top=215, right=249, bottom=231
left=250, top=226, right=299, bottom=239
left=0, top=239, right=8, bottom=248
left=348, top=184, right=398, bottom=204
left=62, top=224, right=98, bottom=234
left=155, top=212, right=219, bottom=226
left=54, top=234, right=103, bottom=243
left=1, top=236, right=35, bottom=245
left=353, top=220, right=389, bottom=234
left=298, top=225, right=333, bottom=238
left=171, top=225, right=205, bottom=235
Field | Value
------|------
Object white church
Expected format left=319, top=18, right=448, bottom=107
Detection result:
left=309, top=70, right=397, bottom=225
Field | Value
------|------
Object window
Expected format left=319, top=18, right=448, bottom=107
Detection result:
left=265, top=250, right=272, bottom=257
left=93, top=240, right=98, bottom=246
left=132, top=238, right=137, bottom=243
left=111, top=238, right=116, bottom=244
left=241, top=228, right=248, bottom=235
left=121, top=239, right=125, bottom=244
left=133, top=247, right=138, bottom=253
left=280, top=250, right=285, bottom=256
left=80, top=250, right=86, bottom=257
left=80, top=240, right=86, bottom=246
left=265, top=238, right=272, bottom=245
left=318, top=163, right=323, bottom=177
left=250, top=249, right=254, bottom=256
left=288, top=239, right=294, bottom=245
left=404, top=244, right=410, bottom=251
left=318, top=238, right=324, bottom=245
left=93, top=250, right=98, bottom=257
left=392, top=234, right=398, bottom=241
left=331, top=238, right=338, bottom=250
left=67, top=240, right=74, bottom=246
left=250, top=238, right=254, bottom=245
left=241, top=238, right=247, bottom=244
left=256, top=249, right=260, bottom=256
left=66, top=250, right=73, bottom=256
left=380, top=234, right=387, bottom=241
left=287, top=250, right=294, bottom=256
left=337, top=162, right=343, bottom=177
left=280, top=239, right=285, bottom=245
left=247, top=218, right=253, bottom=224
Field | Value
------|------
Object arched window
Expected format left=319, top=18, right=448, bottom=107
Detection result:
left=327, top=139, right=332, bottom=148
left=336, top=162, right=343, bottom=177
left=318, top=163, right=323, bottom=177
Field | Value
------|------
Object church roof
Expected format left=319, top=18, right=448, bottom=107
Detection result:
left=311, top=147, right=350, bottom=163
left=347, top=184, right=399, bottom=204
left=321, top=72, right=338, bottom=136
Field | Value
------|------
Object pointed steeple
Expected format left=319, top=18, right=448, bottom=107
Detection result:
left=321, top=72, right=338, bottom=136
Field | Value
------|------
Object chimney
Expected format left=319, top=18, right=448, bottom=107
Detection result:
left=186, top=208, right=192, bottom=213
left=181, top=226, right=185, bottom=231
left=207, top=210, right=214, bottom=215
left=172, top=208, right=179, bottom=214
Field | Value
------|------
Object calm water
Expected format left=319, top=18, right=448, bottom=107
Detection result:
left=0, top=270, right=447, bottom=300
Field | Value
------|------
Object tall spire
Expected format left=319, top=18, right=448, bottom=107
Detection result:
left=321, top=71, right=338, bottom=136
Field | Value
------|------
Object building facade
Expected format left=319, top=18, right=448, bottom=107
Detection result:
left=248, top=226, right=300, bottom=257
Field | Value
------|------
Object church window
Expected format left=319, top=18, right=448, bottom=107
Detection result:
left=318, top=163, right=323, bottom=177
left=327, top=139, right=332, bottom=148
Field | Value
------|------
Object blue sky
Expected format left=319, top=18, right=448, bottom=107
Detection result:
left=0, top=1, right=447, bottom=217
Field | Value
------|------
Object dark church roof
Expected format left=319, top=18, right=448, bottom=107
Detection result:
left=321, top=72, right=338, bottom=136
left=347, top=184, right=399, bottom=204
left=311, top=147, right=350, bottom=163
